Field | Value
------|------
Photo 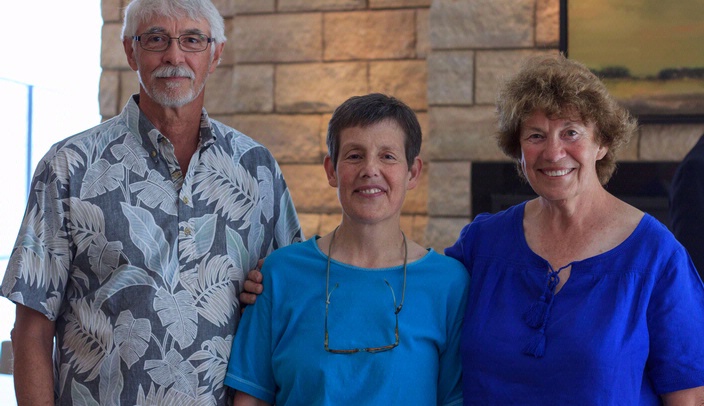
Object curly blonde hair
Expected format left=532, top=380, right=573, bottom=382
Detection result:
left=496, top=54, right=637, bottom=185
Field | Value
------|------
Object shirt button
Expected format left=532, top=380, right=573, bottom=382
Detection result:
left=184, top=227, right=192, bottom=236
left=182, top=196, right=189, bottom=204
left=150, top=151, right=157, bottom=158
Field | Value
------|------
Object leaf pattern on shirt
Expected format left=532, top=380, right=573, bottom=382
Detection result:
left=1, top=99, right=303, bottom=405
left=80, top=159, right=125, bottom=200
left=98, top=348, right=124, bottom=405
left=64, top=299, right=114, bottom=380
left=181, top=254, right=239, bottom=327
left=193, top=147, right=258, bottom=225
left=130, top=171, right=179, bottom=216
left=111, top=134, right=149, bottom=176
left=144, top=349, right=198, bottom=398
left=178, top=213, right=217, bottom=263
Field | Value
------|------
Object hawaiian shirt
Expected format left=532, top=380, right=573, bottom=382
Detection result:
left=1, top=95, right=302, bottom=405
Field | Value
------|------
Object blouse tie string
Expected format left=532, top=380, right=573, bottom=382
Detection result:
left=522, top=263, right=570, bottom=358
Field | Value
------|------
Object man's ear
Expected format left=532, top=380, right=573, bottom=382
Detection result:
left=209, top=42, right=225, bottom=73
left=323, top=155, right=337, bottom=187
left=407, top=157, right=423, bottom=190
left=123, top=38, right=139, bottom=71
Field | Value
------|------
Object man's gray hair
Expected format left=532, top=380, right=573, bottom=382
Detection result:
left=121, top=0, right=226, bottom=43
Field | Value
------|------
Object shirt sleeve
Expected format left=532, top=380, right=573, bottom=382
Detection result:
left=225, top=261, right=277, bottom=404
left=437, top=260, right=470, bottom=406
left=1, top=145, right=72, bottom=320
left=646, top=246, right=704, bottom=394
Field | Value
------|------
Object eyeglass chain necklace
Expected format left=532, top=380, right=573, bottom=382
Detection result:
left=325, top=226, right=407, bottom=316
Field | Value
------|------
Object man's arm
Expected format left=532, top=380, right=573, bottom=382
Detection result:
left=670, top=138, right=704, bottom=278
left=233, top=391, right=270, bottom=406
left=661, top=386, right=704, bottom=405
left=11, top=304, right=56, bottom=406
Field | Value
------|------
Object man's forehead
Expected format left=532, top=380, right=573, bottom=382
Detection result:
left=137, top=15, right=210, bottom=34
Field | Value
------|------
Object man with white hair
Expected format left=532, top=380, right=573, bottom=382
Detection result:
left=1, top=0, right=302, bottom=404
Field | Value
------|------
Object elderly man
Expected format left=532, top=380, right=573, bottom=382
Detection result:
left=1, top=0, right=302, bottom=404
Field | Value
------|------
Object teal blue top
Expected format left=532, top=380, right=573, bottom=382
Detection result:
left=226, top=237, right=469, bottom=405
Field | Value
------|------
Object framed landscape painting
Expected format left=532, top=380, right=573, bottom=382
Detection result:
left=560, top=0, right=704, bottom=123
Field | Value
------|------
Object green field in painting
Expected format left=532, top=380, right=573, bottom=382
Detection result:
left=603, top=78, right=704, bottom=100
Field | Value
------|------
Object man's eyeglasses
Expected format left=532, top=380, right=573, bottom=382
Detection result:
left=323, top=227, right=407, bottom=354
left=133, top=33, right=214, bottom=52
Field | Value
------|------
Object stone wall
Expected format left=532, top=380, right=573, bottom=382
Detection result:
left=423, top=0, right=704, bottom=251
left=100, top=0, right=431, bottom=243
left=99, top=0, right=704, bottom=251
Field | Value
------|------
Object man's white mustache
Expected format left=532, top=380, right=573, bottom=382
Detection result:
left=153, top=66, right=195, bottom=79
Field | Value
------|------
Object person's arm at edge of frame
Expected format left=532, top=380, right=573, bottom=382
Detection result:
left=233, top=390, right=271, bottom=406
left=661, top=386, right=704, bottom=405
left=11, top=304, right=56, bottom=406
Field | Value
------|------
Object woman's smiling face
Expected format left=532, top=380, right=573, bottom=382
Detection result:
left=519, top=110, right=608, bottom=204
left=324, top=119, right=421, bottom=227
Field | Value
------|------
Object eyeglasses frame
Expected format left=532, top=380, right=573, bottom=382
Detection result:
left=132, top=33, right=215, bottom=53
left=323, top=227, right=407, bottom=354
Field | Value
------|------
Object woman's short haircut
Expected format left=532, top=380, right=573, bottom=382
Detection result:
left=496, top=54, right=637, bottom=185
left=327, top=93, right=422, bottom=169
left=122, top=0, right=226, bottom=44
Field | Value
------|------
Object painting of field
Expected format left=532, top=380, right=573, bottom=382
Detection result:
left=566, top=0, right=704, bottom=120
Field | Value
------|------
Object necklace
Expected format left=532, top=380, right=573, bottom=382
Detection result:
left=325, top=226, right=407, bottom=315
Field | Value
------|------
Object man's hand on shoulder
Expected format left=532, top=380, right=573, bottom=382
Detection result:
left=240, top=259, right=265, bottom=309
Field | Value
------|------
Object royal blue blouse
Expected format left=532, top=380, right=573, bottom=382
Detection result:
left=446, top=202, right=704, bottom=405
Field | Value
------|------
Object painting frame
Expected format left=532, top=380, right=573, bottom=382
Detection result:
left=559, top=0, right=704, bottom=124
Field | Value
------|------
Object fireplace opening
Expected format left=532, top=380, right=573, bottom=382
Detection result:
left=471, top=162, right=679, bottom=228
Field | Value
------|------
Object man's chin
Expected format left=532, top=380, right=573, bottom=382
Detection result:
left=149, top=90, right=196, bottom=108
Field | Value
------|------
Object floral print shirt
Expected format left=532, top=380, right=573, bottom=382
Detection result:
left=1, top=95, right=302, bottom=405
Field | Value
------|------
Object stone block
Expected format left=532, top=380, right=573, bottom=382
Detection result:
left=221, top=19, right=237, bottom=66
left=280, top=164, right=339, bottom=212
left=102, top=0, right=123, bottom=22
left=324, top=10, right=416, bottom=60
left=232, top=14, right=322, bottom=63
left=119, top=70, right=140, bottom=110
left=403, top=214, right=429, bottom=246
left=425, top=216, right=469, bottom=253
left=427, top=161, right=470, bottom=216
left=475, top=50, right=554, bottom=105
left=206, top=65, right=274, bottom=114
left=297, top=213, right=321, bottom=240
left=371, top=0, right=431, bottom=7
left=402, top=164, right=428, bottom=214
left=429, top=0, right=533, bottom=49
left=99, top=71, right=120, bottom=119
left=276, top=62, right=368, bottom=113
left=427, top=51, right=474, bottom=105
left=369, top=60, right=428, bottom=110
left=536, top=0, right=560, bottom=47
left=320, top=213, right=343, bottom=235
left=102, top=23, right=131, bottom=69
left=640, top=124, right=704, bottom=160
left=232, top=0, right=275, bottom=14
left=416, top=9, right=430, bottom=59
left=427, top=106, right=505, bottom=161
left=279, top=0, right=365, bottom=11
left=229, top=114, right=323, bottom=163
left=211, top=0, right=237, bottom=17
left=204, top=68, right=235, bottom=114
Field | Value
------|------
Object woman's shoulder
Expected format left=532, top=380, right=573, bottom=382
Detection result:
left=264, top=238, right=319, bottom=267
left=418, top=249, right=469, bottom=280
